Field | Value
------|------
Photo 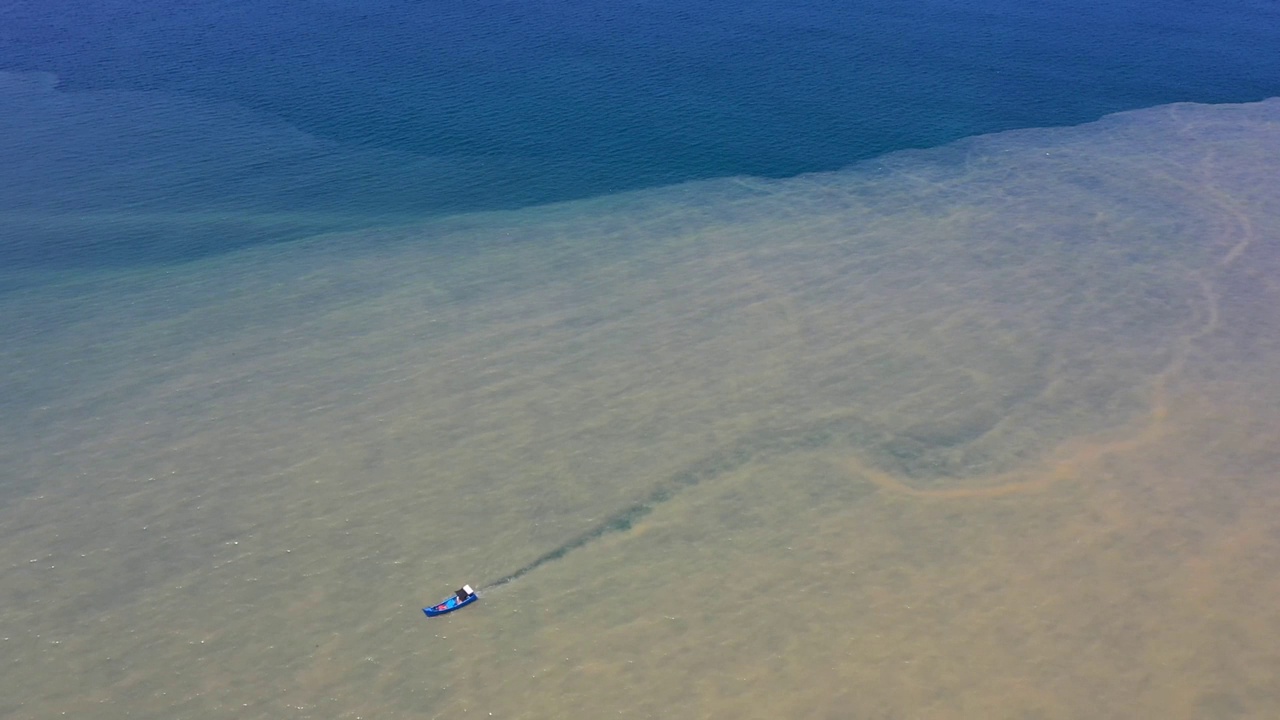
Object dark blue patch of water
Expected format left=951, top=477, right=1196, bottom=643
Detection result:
left=2, top=0, right=1278, bottom=265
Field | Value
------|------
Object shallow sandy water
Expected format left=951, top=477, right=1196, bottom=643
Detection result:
left=1, top=99, right=1278, bottom=719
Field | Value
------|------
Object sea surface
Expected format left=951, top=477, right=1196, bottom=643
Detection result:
left=2, top=1, right=1280, bottom=718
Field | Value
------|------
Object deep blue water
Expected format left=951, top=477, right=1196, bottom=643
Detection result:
left=2, top=0, right=1279, bottom=266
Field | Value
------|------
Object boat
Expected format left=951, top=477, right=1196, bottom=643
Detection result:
left=423, top=585, right=478, bottom=617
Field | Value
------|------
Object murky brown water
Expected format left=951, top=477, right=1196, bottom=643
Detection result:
left=2, top=99, right=1278, bottom=719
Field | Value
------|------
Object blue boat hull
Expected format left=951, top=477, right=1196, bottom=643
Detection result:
left=423, top=592, right=478, bottom=617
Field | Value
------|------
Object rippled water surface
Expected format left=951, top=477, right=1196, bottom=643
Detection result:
left=2, top=98, right=1279, bottom=718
